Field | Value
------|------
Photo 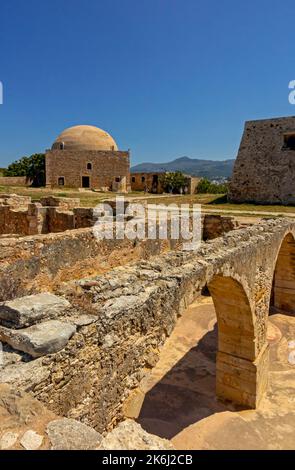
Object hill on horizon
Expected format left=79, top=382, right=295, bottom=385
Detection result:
left=131, top=156, right=235, bottom=180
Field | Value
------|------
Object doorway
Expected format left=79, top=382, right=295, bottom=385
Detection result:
left=82, top=176, right=90, bottom=188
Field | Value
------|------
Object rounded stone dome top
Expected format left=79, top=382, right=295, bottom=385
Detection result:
left=52, top=125, right=118, bottom=151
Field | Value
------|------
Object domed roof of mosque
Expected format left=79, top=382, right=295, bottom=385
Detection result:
left=52, top=125, right=118, bottom=151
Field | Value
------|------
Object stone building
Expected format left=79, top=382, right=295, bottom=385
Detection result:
left=229, top=116, right=295, bottom=204
left=45, top=125, right=130, bottom=191
left=130, top=172, right=200, bottom=194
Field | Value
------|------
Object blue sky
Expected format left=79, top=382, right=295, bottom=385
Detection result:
left=0, top=0, right=295, bottom=167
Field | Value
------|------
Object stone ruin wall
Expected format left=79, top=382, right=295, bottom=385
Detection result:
left=0, top=227, right=184, bottom=302
left=0, top=194, right=244, bottom=434
left=0, top=218, right=292, bottom=434
left=0, top=196, right=236, bottom=301
left=229, top=116, right=295, bottom=204
left=0, top=194, right=93, bottom=236
left=130, top=173, right=201, bottom=195
left=0, top=216, right=236, bottom=302
left=0, top=194, right=236, bottom=238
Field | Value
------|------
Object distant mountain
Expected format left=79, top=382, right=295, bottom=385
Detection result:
left=131, top=156, right=235, bottom=180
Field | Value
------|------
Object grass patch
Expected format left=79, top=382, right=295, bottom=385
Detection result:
left=1, top=186, right=295, bottom=214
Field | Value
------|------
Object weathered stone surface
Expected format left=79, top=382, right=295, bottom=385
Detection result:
left=0, top=193, right=31, bottom=208
left=0, top=196, right=87, bottom=237
left=1, top=346, right=24, bottom=366
left=0, top=320, right=76, bottom=357
left=72, top=314, right=96, bottom=327
left=46, top=418, right=102, bottom=450
left=0, top=383, right=55, bottom=427
left=39, top=196, right=80, bottom=210
left=99, top=420, right=174, bottom=450
left=0, top=384, right=57, bottom=450
left=0, top=293, right=71, bottom=328
left=0, top=226, right=184, bottom=302
left=0, top=431, right=19, bottom=449
left=20, top=430, right=43, bottom=450
left=0, top=358, right=50, bottom=391
left=202, top=214, right=236, bottom=241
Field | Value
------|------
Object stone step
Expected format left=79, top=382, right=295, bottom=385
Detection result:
left=0, top=293, right=71, bottom=328
left=0, top=320, right=76, bottom=358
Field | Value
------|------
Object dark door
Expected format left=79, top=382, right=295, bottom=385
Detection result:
left=82, top=176, right=90, bottom=188
left=152, top=174, right=158, bottom=193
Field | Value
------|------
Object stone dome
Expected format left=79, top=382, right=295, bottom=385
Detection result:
left=52, top=125, right=118, bottom=151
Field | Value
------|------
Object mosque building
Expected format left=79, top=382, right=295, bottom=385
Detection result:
left=45, top=125, right=130, bottom=192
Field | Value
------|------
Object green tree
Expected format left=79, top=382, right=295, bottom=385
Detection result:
left=4, top=153, right=45, bottom=187
left=160, top=171, right=187, bottom=193
left=197, top=178, right=228, bottom=194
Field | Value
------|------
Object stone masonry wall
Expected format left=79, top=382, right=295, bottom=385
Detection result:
left=0, top=176, right=29, bottom=186
left=202, top=214, right=236, bottom=240
left=0, top=196, right=98, bottom=236
left=0, top=227, right=182, bottom=301
left=0, top=218, right=293, bottom=433
left=130, top=173, right=200, bottom=194
left=46, top=149, right=130, bottom=190
left=0, top=214, right=237, bottom=301
left=0, top=206, right=29, bottom=236
left=0, top=194, right=31, bottom=208
left=229, top=116, right=295, bottom=204
left=32, top=218, right=295, bottom=428
left=39, top=196, right=80, bottom=210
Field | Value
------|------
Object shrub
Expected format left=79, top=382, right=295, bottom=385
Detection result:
left=197, top=178, right=228, bottom=194
left=160, top=171, right=187, bottom=193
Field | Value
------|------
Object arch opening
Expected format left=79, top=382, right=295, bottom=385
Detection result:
left=270, top=233, right=295, bottom=315
left=133, top=276, right=267, bottom=440
left=208, top=275, right=267, bottom=408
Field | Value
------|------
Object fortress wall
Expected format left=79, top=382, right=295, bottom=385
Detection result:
left=229, top=116, right=295, bottom=204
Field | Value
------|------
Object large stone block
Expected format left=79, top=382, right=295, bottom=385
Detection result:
left=98, top=419, right=174, bottom=450
left=0, top=320, right=76, bottom=357
left=46, top=418, right=102, bottom=450
left=0, top=293, right=71, bottom=328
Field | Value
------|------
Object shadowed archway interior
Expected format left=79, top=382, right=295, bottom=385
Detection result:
left=271, top=233, right=295, bottom=315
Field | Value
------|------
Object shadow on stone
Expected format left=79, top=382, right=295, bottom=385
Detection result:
left=137, top=325, right=233, bottom=439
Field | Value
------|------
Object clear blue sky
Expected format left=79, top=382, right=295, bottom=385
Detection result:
left=1, top=0, right=295, bottom=167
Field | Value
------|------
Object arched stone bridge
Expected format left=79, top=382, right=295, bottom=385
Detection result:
left=0, top=218, right=295, bottom=430
left=88, top=217, right=294, bottom=411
